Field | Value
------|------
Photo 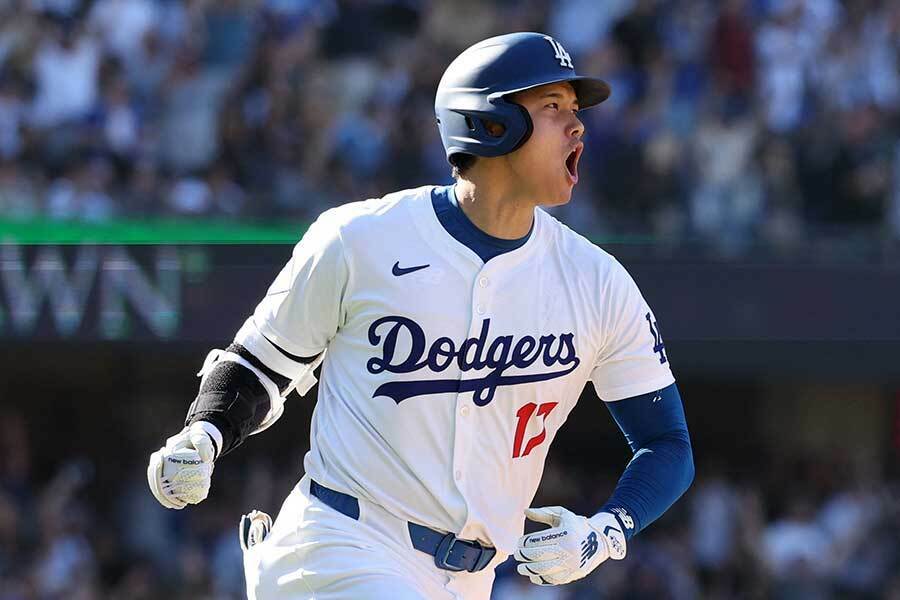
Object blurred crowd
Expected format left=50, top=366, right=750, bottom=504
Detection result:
left=0, top=0, right=898, bottom=252
left=3, top=405, right=900, bottom=599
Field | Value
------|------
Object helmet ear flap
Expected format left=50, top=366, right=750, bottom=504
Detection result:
left=439, top=99, right=532, bottom=158
left=505, top=100, right=533, bottom=154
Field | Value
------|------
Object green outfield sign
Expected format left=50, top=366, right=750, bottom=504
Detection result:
left=0, top=218, right=309, bottom=244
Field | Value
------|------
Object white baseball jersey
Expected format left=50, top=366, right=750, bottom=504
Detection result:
left=234, top=185, right=674, bottom=556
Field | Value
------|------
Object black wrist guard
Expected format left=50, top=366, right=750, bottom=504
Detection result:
left=185, top=358, right=271, bottom=457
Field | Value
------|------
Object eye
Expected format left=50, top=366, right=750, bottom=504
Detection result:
left=546, top=102, right=559, bottom=110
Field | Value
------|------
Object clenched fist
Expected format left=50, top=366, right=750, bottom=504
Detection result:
left=147, top=422, right=221, bottom=509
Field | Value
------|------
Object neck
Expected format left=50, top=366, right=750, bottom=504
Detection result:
left=453, top=177, right=535, bottom=240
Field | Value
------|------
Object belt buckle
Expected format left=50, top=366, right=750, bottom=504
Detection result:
left=434, top=532, right=478, bottom=572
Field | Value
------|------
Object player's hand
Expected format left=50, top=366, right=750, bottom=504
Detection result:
left=147, top=422, right=220, bottom=509
left=514, top=506, right=626, bottom=586
left=239, top=509, right=273, bottom=552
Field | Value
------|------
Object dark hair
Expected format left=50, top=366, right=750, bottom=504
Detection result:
left=447, top=118, right=505, bottom=178
left=449, top=153, right=477, bottom=178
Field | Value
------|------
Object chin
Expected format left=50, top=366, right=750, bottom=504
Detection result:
left=543, top=187, right=574, bottom=208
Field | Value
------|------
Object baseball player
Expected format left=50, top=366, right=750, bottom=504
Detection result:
left=147, top=32, right=694, bottom=599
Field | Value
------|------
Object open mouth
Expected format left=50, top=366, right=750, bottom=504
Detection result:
left=564, top=144, right=582, bottom=184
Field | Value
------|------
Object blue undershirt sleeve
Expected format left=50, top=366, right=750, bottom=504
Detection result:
left=597, top=383, right=694, bottom=540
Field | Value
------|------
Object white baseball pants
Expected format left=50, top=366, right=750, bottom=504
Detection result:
left=243, top=475, right=503, bottom=599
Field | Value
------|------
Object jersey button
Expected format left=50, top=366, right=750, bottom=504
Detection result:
left=455, top=470, right=462, bottom=481
left=460, top=405, right=470, bottom=417
left=478, top=277, right=489, bottom=288
left=476, top=304, right=486, bottom=315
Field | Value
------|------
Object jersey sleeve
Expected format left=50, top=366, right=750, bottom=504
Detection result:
left=239, top=210, right=349, bottom=364
left=590, top=259, right=674, bottom=402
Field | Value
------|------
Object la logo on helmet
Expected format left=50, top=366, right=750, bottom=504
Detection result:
left=544, top=36, right=573, bottom=69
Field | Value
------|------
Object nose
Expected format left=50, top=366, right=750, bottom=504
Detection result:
left=568, top=112, right=584, bottom=140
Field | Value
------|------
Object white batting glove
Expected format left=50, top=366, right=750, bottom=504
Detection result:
left=514, top=506, right=627, bottom=586
left=147, top=421, right=222, bottom=509
left=239, top=509, right=273, bottom=552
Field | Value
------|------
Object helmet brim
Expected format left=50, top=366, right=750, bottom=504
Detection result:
left=495, top=76, right=611, bottom=110
left=569, top=76, right=612, bottom=109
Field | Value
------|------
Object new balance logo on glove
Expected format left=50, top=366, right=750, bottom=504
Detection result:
left=580, top=531, right=599, bottom=567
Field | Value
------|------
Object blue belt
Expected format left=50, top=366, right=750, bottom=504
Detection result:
left=309, top=479, right=496, bottom=573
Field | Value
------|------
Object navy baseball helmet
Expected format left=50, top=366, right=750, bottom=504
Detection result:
left=435, top=32, right=611, bottom=163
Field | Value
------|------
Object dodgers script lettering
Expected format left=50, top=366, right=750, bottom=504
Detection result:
left=366, top=316, right=580, bottom=406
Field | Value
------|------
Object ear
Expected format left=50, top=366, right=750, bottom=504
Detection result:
left=483, top=119, right=506, bottom=138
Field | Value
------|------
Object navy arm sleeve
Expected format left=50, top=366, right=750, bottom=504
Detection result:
left=597, top=383, right=694, bottom=540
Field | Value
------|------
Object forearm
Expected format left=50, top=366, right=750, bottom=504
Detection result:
left=599, top=428, right=694, bottom=538
left=185, top=344, right=283, bottom=456
left=600, top=383, right=695, bottom=539
left=185, top=318, right=326, bottom=456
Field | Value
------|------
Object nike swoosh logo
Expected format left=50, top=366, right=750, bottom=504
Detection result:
left=392, top=261, right=430, bottom=276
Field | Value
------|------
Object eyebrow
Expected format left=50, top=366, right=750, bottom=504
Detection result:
left=539, top=91, right=579, bottom=105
